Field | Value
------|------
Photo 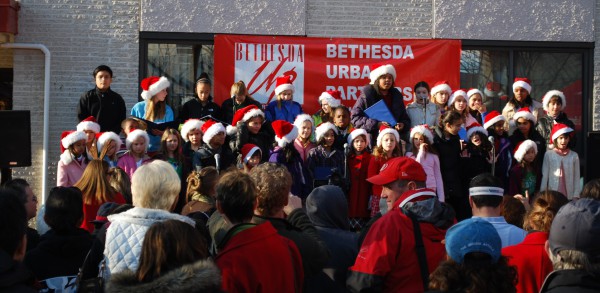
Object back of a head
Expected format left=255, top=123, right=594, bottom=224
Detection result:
left=75, top=159, right=114, bottom=204
left=132, top=160, right=181, bottom=210
left=45, top=187, right=84, bottom=234
left=548, top=198, right=600, bottom=272
left=249, top=163, right=292, bottom=217
left=523, top=190, right=568, bottom=232
left=581, top=178, right=600, bottom=200
left=186, top=167, right=219, bottom=201
left=469, top=173, right=504, bottom=208
left=136, top=219, right=207, bottom=282
left=306, top=185, right=350, bottom=230
left=0, top=188, right=27, bottom=258
left=216, top=170, right=256, bottom=224
left=2, top=178, right=29, bottom=203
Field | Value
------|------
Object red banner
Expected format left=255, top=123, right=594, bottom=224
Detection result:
left=214, top=35, right=461, bottom=115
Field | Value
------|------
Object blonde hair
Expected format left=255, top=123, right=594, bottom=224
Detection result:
left=74, top=160, right=117, bottom=205
left=145, top=97, right=166, bottom=121
left=249, top=163, right=291, bottom=217
left=523, top=190, right=568, bottom=232
left=231, top=80, right=250, bottom=97
left=186, top=167, right=219, bottom=202
left=132, top=160, right=180, bottom=210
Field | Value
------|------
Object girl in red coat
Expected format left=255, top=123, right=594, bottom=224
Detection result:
left=367, top=125, right=402, bottom=217
left=346, top=129, right=372, bottom=229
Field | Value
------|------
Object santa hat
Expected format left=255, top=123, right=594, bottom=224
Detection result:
left=483, top=110, right=506, bottom=130
left=513, top=140, right=538, bottom=163
left=512, top=107, right=537, bottom=124
left=377, top=125, right=400, bottom=146
left=484, top=82, right=501, bottom=98
left=272, top=120, right=298, bottom=148
left=241, top=143, right=261, bottom=164
left=181, top=119, right=204, bottom=142
left=396, top=188, right=437, bottom=209
left=431, top=80, right=452, bottom=96
left=126, top=129, right=149, bottom=150
left=347, top=128, right=371, bottom=146
left=274, top=75, right=295, bottom=96
left=318, top=90, right=342, bottom=108
left=410, top=124, right=434, bottom=143
left=140, top=76, right=170, bottom=100
left=227, top=105, right=265, bottom=135
left=77, top=116, right=101, bottom=133
left=466, top=121, right=488, bottom=138
left=467, top=88, right=484, bottom=100
left=542, top=90, right=567, bottom=111
left=97, top=131, right=122, bottom=153
left=369, top=64, right=396, bottom=85
left=293, top=114, right=314, bottom=132
left=315, top=122, right=338, bottom=142
left=201, top=119, right=226, bottom=145
left=447, top=89, right=468, bottom=106
left=550, top=123, right=574, bottom=144
left=60, top=130, right=87, bottom=153
left=513, top=77, right=532, bottom=94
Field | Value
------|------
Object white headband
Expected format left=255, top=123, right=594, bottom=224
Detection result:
left=469, top=186, right=504, bottom=197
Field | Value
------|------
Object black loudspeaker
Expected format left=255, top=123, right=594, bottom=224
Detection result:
left=587, top=132, right=600, bottom=182
left=0, top=110, right=31, bottom=167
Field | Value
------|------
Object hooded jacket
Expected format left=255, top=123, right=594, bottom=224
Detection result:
left=347, top=197, right=455, bottom=293
left=106, top=259, right=222, bottom=293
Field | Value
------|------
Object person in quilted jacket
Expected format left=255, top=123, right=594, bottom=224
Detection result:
left=103, top=160, right=197, bottom=277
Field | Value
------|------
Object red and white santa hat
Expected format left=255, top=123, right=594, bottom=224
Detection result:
left=484, top=82, right=500, bottom=98
left=315, top=122, right=338, bottom=142
left=226, top=105, right=265, bottom=135
left=483, top=110, right=506, bottom=130
left=542, top=90, right=567, bottom=111
left=241, top=143, right=261, bottom=163
left=466, top=121, right=488, bottom=138
left=77, top=116, right=101, bottom=134
left=60, top=130, right=87, bottom=153
left=377, top=124, right=400, bottom=146
left=431, top=80, right=452, bottom=96
left=272, top=120, right=298, bottom=148
left=347, top=128, right=371, bottom=146
left=513, top=140, right=538, bottom=163
left=467, top=88, right=484, bottom=100
left=369, top=64, right=396, bottom=85
left=318, top=90, right=342, bottom=108
left=140, top=76, right=170, bottom=100
left=293, top=114, right=314, bottom=132
left=126, top=129, right=150, bottom=150
left=447, top=89, right=468, bottom=106
left=550, top=123, right=574, bottom=144
left=512, top=107, right=537, bottom=124
left=201, top=119, right=226, bottom=145
left=513, top=77, right=532, bottom=94
left=181, top=119, right=204, bottom=142
left=396, top=188, right=437, bottom=209
left=97, top=131, right=122, bottom=153
left=274, top=75, right=295, bottom=96
left=410, top=124, right=434, bottom=143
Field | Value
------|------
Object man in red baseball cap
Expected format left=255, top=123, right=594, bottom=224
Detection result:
left=347, top=157, right=455, bottom=292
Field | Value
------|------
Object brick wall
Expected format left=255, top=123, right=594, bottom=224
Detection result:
left=11, top=0, right=140, bottom=200
left=306, top=0, right=432, bottom=38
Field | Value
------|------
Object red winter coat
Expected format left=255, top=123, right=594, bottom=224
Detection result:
left=502, top=232, right=553, bottom=293
left=348, top=152, right=372, bottom=218
left=81, top=192, right=127, bottom=233
left=367, top=156, right=392, bottom=216
left=347, top=202, right=448, bottom=292
left=216, top=222, right=304, bottom=293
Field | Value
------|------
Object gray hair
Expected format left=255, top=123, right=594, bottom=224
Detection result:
left=132, top=160, right=180, bottom=210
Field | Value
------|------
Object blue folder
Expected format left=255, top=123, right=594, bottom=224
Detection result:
left=364, top=99, right=397, bottom=126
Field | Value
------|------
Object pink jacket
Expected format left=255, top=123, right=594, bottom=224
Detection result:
left=117, top=152, right=152, bottom=178
left=407, top=150, right=445, bottom=202
left=56, top=152, right=87, bottom=187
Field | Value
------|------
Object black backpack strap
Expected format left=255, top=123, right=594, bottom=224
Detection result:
left=407, top=212, right=430, bottom=290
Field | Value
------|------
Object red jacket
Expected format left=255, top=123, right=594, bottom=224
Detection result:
left=348, top=152, right=372, bottom=218
left=216, top=222, right=304, bottom=293
left=502, top=232, right=553, bottom=293
left=347, top=202, right=448, bottom=292
left=81, top=192, right=126, bottom=233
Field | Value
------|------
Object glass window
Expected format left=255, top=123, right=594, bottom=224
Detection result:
left=460, top=50, right=509, bottom=113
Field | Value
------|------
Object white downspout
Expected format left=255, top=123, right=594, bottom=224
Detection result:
left=1, top=43, right=50, bottom=204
